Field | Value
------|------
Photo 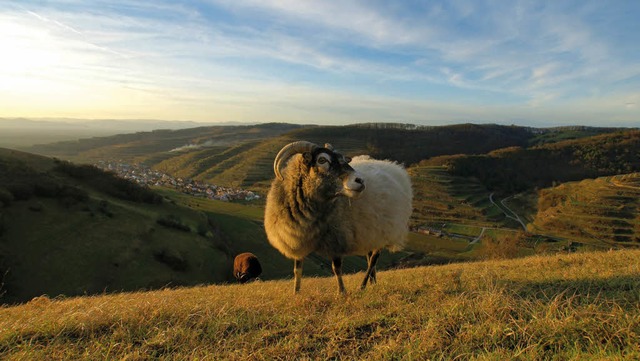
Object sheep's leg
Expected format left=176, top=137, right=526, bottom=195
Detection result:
left=361, top=250, right=380, bottom=289
left=369, top=250, right=380, bottom=285
left=294, top=259, right=303, bottom=294
left=331, top=257, right=346, bottom=294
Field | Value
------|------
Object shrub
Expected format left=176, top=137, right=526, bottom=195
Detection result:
left=97, top=200, right=114, bottom=218
left=0, top=187, right=13, bottom=207
left=196, top=223, right=212, bottom=238
left=153, top=248, right=188, bottom=271
left=57, top=185, right=89, bottom=208
left=156, top=215, right=191, bottom=232
left=33, top=178, right=61, bottom=198
left=0, top=212, right=5, bottom=236
left=54, top=162, right=162, bottom=204
left=28, top=202, right=44, bottom=212
left=479, top=232, right=524, bottom=260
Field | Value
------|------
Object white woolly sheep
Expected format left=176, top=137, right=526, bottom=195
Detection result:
left=264, top=141, right=413, bottom=294
left=233, top=252, right=263, bottom=284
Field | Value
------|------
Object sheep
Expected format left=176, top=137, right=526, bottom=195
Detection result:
left=264, top=141, right=413, bottom=294
left=233, top=252, right=263, bottom=283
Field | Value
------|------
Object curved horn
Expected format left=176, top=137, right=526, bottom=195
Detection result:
left=273, top=141, right=319, bottom=180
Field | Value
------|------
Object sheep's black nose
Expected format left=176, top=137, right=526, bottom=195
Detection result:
left=355, top=177, right=364, bottom=185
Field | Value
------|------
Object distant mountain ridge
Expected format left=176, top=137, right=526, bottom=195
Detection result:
left=0, top=117, right=242, bottom=130
left=0, top=118, right=251, bottom=148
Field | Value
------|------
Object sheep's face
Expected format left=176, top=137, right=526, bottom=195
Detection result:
left=303, top=148, right=365, bottom=199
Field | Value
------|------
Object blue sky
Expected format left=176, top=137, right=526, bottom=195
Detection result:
left=1, top=0, right=639, bottom=127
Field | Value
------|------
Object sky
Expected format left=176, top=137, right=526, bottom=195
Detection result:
left=1, top=0, right=639, bottom=127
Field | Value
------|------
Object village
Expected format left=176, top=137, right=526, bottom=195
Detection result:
left=95, top=161, right=261, bottom=202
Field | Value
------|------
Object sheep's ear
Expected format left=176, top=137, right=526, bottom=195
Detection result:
left=302, top=152, right=313, bottom=165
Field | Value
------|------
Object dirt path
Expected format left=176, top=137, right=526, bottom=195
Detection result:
left=490, top=193, right=527, bottom=231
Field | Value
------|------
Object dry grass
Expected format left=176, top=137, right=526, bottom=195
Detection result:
left=2, top=249, right=640, bottom=360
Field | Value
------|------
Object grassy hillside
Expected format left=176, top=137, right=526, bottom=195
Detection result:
left=405, top=165, right=536, bottom=263
left=409, top=165, right=504, bottom=228
left=2, top=249, right=639, bottom=360
left=530, top=173, right=640, bottom=247
left=0, top=149, right=235, bottom=304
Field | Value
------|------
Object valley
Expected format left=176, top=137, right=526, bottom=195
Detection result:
left=1, top=122, right=639, bottom=304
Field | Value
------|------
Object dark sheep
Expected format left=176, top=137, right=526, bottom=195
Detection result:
left=233, top=252, right=262, bottom=283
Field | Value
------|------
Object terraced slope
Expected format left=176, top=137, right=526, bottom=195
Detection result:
left=409, top=166, right=504, bottom=228
left=531, top=173, right=640, bottom=246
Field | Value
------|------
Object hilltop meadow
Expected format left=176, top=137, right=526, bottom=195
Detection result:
left=1, top=249, right=639, bottom=360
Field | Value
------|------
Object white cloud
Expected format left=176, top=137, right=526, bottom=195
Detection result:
left=1, top=0, right=639, bottom=127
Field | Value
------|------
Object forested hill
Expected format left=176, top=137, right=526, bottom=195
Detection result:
left=285, top=123, right=534, bottom=165
left=430, top=130, right=640, bottom=192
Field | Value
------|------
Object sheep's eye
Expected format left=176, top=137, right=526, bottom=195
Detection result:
left=317, top=157, right=328, bottom=165
left=344, top=156, right=352, bottom=163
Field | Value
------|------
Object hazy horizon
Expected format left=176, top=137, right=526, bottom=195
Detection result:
left=1, top=1, right=639, bottom=128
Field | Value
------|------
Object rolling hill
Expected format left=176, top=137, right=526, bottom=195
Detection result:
left=26, top=123, right=540, bottom=193
left=25, top=123, right=309, bottom=164
left=26, top=123, right=628, bottom=195
left=4, top=122, right=640, bottom=304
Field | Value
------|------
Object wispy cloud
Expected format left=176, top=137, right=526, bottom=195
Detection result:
left=1, top=0, right=639, bottom=126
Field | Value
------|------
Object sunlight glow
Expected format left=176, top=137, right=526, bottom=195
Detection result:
left=0, top=22, right=63, bottom=92
left=1, top=1, right=639, bottom=126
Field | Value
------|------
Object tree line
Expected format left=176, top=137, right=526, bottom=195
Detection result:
left=440, top=130, right=640, bottom=192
